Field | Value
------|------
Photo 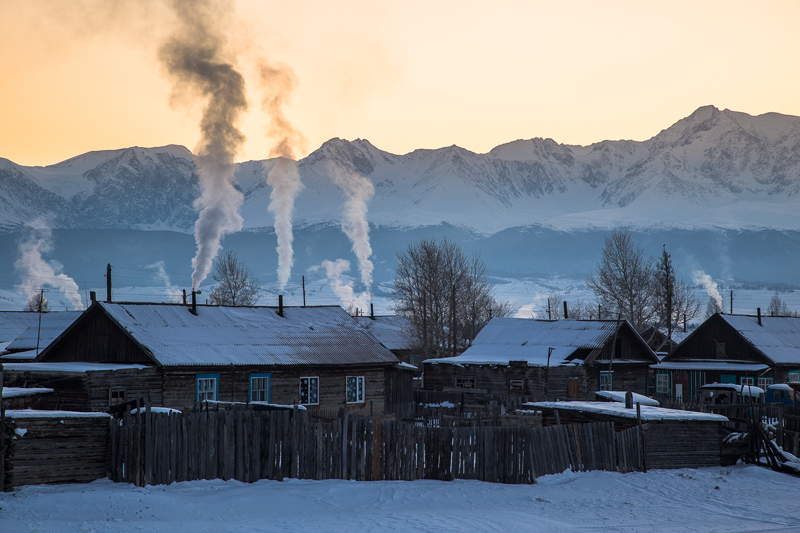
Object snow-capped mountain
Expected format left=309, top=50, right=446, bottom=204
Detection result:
left=2, top=106, right=799, bottom=234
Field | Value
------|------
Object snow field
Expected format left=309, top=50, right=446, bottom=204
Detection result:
left=1, top=465, right=798, bottom=532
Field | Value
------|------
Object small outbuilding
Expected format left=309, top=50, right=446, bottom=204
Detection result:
left=422, top=318, right=659, bottom=399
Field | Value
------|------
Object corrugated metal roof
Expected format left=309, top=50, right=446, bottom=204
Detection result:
left=721, top=315, right=800, bottom=365
left=99, top=303, right=398, bottom=367
left=6, top=311, right=82, bottom=352
left=424, top=317, right=653, bottom=367
left=0, top=312, right=39, bottom=343
left=354, top=315, right=414, bottom=351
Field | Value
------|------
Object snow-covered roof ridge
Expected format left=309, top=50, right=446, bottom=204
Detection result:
left=424, top=317, right=655, bottom=367
left=79, top=302, right=399, bottom=368
left=719, top=314, right=800, bottom=365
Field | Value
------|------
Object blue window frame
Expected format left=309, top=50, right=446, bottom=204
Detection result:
left=196, top=374, right=219, bottom=402
left=249, top=373, right=272, bottom=403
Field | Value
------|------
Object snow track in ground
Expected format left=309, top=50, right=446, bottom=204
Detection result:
left=1, top=465, right=798, bottom=532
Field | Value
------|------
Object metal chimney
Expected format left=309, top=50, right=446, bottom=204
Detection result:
left=757, top=307, right=762, bottom=326
left=182, top=289, right=187, bottom=305
left=563, top=301, right=569, bottom=319
left=90, top=291, right=97, bottom=304
left=370, top=303, right=375, bottom=319
left=191, top=290, right=197, bottom=315
left=278, top=295, right=284, bottom=317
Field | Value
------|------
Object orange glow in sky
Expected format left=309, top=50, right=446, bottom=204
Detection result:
left=2, top=0, right=799, bottom=166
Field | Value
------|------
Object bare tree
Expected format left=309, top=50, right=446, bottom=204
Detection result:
left=392, top=238, right=512, bottom=357
left=587, top=229, right=655, bottom=331
left=767, top=292, right=797, bottom=317
left=208, top=251, right=261, bottom=306
left=24, top=291, right=49, bottom=313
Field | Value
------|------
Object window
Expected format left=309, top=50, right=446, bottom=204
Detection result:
left=108, top=387, right=126, bottom=406
left=299, top=376, right=319, bottom=405
left=250, top=373, right=271, bottom=403
left=346, top=376, right=365, bottom=403
left=740, top=377, right=754, bottom=386
left=456, top=377, right=475, bottom=389
left=196, top=374, right=219, bottom=402
left=409, top=355, right=421, bottom=366
left=509, top=379, right=525, bottom=392
left=656, top=373, right=669, bottom=394
left=600, top=371, right=613, bottom=391
left=789, top=372, right=800, bottom=383
left=720, top=374, right=737, bottom=384
left=758, top=377, right=773, bottom=389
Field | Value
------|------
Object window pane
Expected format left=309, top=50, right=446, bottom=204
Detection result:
left=310, top=378, right=318, bottom=404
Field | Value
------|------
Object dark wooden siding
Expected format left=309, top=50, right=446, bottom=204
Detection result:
left=644, top=420, right=722, bottom=469
left=2, top=370, right=90, bottom=411
left=586, top=364, right=651, bottom=396
left=161, top=366, right=389, bottom=415
left=39, top=307, right=153, bottom=364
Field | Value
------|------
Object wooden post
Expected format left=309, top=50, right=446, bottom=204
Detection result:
left=302, top=276, right=306, bottom=307
left=636, top=402, right=646, bottom=473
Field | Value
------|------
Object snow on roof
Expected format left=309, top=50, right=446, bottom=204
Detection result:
left=2, top=387, right=54, bottom=398
left=5, top=311, right=82, bottom=352
left=355, top=315, right=415, bottom=351
left=0, top=349, right=38, bottom=361
left=0, top=311, right=38, bottom=342
left=394, top=362, right=418, bottom=371
left=527, top=401, right=728, bottom=422
left=595, top=391, right=660, bottom=406
left=95, top=303, right=398, bottom=367
left=699, top=383, right=765, bottom=396
left=768, top=384, right=795, bottom=392
left=720, top=315, right=800, bottom=365
left=652, top=361, right=769, bottom=372
left=424, top=317, right=654, bottom=367
left=2, top=362, right=149, bottom=373
left=4, top=409, right=112, bottom=419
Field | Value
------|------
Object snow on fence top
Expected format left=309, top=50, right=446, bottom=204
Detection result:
left=1, top=387, right=54, bottom=398
left=5, top=409, right=112, bottom=419
left=595, top=390, right=660, bottom=406
left=526, top=401, right=729, bottom=422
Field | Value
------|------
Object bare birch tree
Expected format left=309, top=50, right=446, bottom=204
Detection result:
left=208, top=251, right=261, bottom=306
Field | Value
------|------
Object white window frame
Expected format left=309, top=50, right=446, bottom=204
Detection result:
left=599, top=371, right=613, bottom=391
left=250, top=373, right=271, bottom=403
left=758, top=377, right=773, bottom=389
left=656, top=373, right=669, bottom=394
left=299, top=376, right=319, bottom=405
left=196, top=375, right=219, bottom=402
left=346, top=375, right=365, bottom=404
left=789, top=372, right=800, bottom=384
left=740, top=377, right=754, bottom=386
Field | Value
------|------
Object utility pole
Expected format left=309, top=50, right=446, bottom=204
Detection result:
left=302, top=275, right=306, bottom=307
left=106, top=263, right=112, bottom=303
left=730, top=290, right=733, bottom=314
left=35, top=289, right=44, bottom=357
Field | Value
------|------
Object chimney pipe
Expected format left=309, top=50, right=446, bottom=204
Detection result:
left=683, top=313, right=687, bottom=333
left=106, top=263, right=112, bottom=302
left=278, top=295, right=284, bottom=317
left=182, top=289, right=187, bottom=305
left=191, top=290, right=197, bottom=315
left=89, top=291, right=96, bottom=303
left=563, top=301, right=569, bottom=319
left=370, top=303, right=375, bottom=319
left=757, top=307, right=762, bottom=326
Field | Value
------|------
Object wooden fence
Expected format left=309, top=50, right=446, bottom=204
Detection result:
left=109, top=406, right=636, bottom=487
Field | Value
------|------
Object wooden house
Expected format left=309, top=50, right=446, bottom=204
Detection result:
left=653, top=313, right=800, bottom=402
left=14, top=302, right=403, bottom=415
left=422, top=318, right=659, bottom=399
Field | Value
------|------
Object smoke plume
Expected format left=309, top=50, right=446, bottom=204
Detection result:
left=15, top=227, right=84, bottom=311
left=146, top=260, right=182, bottom=302
left=692, top=270, right=723, bottom=310
left=326, top=162, right=375, bottom=291
left=260, top=61, right=306, bottom=160
left=321, top=259, right=370, bottom=312
left=159, top=0, right=248, bottom=289
left=265, top=158, right=304, bottom=289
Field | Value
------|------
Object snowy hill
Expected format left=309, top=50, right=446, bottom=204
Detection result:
left=2, top=106, right=799, bottom=234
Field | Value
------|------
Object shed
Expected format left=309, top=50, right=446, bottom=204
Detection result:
left=422, top=318, right=658, bottom=399
left=654, top=313, right=800, bottom=401
left=30, top=302, right=403, bottom=415
left=528, top=401, right=728, bottom=469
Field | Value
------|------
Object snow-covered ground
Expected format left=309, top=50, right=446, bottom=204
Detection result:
left=1, top=466, right=798, bottom=532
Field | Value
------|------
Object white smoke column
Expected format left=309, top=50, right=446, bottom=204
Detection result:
left=692, top=270, right=723, bottom=310
left=147, top=261, right=182, bottom=302
left=322, top=259, right=370, bottom=311
left=326, top=162, right=375, bottom=291
left=159, top=0, right=248, bottom=289
left=266, top=158, right=303, bottom=289
left=15, top=227, right=84, bottom=310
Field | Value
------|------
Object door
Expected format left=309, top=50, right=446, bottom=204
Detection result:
left=674, top=372, right=688, bottom=401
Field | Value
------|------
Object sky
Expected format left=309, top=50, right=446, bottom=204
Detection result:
left=2, top=0, right=799, bottom=167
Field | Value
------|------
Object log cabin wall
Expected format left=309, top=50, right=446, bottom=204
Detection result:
left=161, top=366, right=388, bottom=415
left=39, top=307, right=153, bottom=365
left=2, top=370, right=90, bottom=411
left=85, top=367, right=163, bottom=411
left=586, top=364, right=651, bottom=396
